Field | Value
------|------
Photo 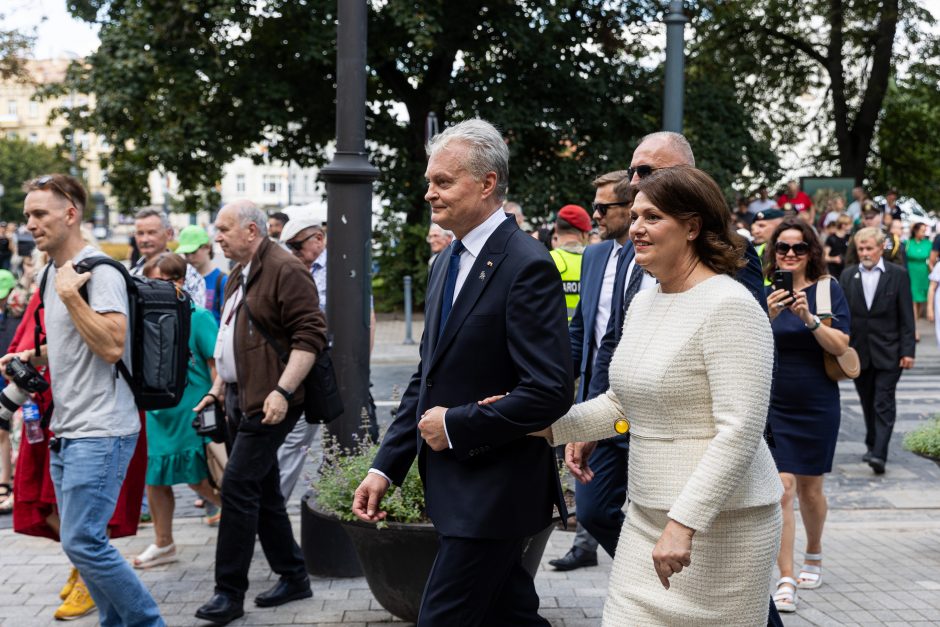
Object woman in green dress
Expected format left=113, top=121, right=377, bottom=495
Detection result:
left=133, top=253, right=222, bottom=568
left=907, top=222, right=931, bottom=338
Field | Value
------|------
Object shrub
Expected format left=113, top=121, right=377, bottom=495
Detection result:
left=904, top=417, right=940, bottom=459
left=312, top=430, right=427, bottom=526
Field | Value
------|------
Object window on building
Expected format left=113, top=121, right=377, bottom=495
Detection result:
left=6, top=131, right=17, bottom=140
left=236, top=174, right=246, bottom=193
left=28, top=132, right=38, bottom=144
left=29, top=101, right=39, bottom=118
left=262, top=175, right=280, bottom=194
left=7, top=100, right=17, bottom=116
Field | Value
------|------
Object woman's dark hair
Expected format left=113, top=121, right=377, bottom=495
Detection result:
left=765, top=218, right=827, bottom=281
left=142, top=252, right=187, bottom=282
left=911, top=222, right=927, bottom=239
left=634, top=166, right=746, bottom=275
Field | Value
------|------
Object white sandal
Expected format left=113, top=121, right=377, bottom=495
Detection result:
left=797, top=552, right=823, bottom=589
left=133, top=543, right=177, bottom=569
left=773, top=577, right=798, bottom=613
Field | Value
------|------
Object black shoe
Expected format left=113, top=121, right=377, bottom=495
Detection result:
left=195, top=593, right=244, bottom=625
left=862, top=451, right=873, bottom=463
left=548, top=547, right=598, bottom=571
left=254, top=577, right=313, bottom=608
left=868, top=457, right=886, bottom=474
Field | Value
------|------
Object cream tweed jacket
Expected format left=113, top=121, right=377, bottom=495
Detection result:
left=552, top=273, right=783, bottom=532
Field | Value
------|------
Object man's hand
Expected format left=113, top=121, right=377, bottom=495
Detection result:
left=261, top=389, right=289, bottom=425
left=352, top=473, right=390, bottom=522
left=418, top=406, right=449, bottom=451
left=652, top=519, right=694, bottom=589
left=565, top=441, right=598, bottom=484
left=900, top=356, right=915, bottom=369
left=54, top=261, right=92, bottom=299
left=0, top=350, right=35, bottom=382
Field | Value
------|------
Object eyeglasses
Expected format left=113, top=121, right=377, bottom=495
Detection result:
left=627, top=165, right=657, bottom=180
left=774, top=241, right=811, bottom=257
left=591, top=201, right=630, bottom=217
left=31, top=175, right=77, bottom=207
left=287, top=232, right=318, bottom=251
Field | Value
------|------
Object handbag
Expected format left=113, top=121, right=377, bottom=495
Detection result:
left=241, top=297, right=344, bottom=425
left=816, top=276, right=861, bottom=381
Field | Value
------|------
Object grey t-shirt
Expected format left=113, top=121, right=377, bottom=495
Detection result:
left=44, top=246, right=138, bottom=438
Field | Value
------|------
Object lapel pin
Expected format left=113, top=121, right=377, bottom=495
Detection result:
left=479, top=271, right=486, bottom=280
left=486, top=260, right=493, bottom=267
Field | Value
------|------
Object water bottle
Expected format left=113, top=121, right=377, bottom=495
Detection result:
left=23, top=400, right=44, bottom=445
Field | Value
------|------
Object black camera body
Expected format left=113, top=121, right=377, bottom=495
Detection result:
left=5, top=357, right=50, bottom=394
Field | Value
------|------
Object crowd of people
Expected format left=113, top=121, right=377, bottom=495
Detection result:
left=0, top=118, right=927, bottom=627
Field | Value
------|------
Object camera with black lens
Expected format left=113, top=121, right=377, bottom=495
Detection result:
left=0, top=358, right=49, bottom=431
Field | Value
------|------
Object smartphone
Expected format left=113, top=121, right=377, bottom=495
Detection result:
left=773, top=270, right=793, bottom=297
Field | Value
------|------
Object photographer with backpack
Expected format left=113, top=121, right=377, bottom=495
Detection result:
left=1, top=174, right=163, bottom=627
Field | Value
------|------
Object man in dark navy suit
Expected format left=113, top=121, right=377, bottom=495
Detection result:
left=353, top=119, right=573, bottom=626
left=550, top=170, right=635, bottom=571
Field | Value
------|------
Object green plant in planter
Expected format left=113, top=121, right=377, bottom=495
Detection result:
left=313, top=431, right=427, bottom=526
left=904, top=416, right=940, bottom=459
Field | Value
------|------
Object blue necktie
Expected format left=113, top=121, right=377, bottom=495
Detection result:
left=439, top=240, right=465, bottom=337
left=610, top=247, right=629, bottom=340
left=622, top=262, right=645, bottom=318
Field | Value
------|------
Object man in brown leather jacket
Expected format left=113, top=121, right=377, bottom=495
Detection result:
left=194, top=200, right=327, bottom=625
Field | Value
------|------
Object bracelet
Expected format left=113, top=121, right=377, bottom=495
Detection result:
left=274, top=385, right=294, bottom=401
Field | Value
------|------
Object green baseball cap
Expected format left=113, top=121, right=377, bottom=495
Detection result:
left=176, top=225, right=211, bottom=254
left=0, top=270, right=15, bottom=300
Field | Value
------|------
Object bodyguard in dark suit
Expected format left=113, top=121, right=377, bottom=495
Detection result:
left=839, top=227, right=916, bottom=474
left=353, top=119, right=573, bottom=625
left=550, top=170, right=634, bottom=571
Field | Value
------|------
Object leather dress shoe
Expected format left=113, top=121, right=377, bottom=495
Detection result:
left=862, top=451, right=873, bottom=463
left=868, top=457, right=886, bottom=474
left=548, top=547, right=598, bottom=571
left=254, top=577, right=312, bottom=607
left=195, top=593, right=243, bottom=625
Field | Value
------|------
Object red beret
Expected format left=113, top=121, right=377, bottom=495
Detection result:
left=556, top=204, right=592, bottom=232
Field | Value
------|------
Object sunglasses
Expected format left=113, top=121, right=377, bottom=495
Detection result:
left=287, top=232, right=319, bottom=251
left=31, top=175, right=77, bottom=207
left=627, top=165, right=657, bottom=180
left=774, top=241, right=811, bottom=257
left=592, top=201, right=630, bottom=217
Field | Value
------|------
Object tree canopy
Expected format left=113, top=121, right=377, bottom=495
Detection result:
left=0, top=137, right=74, bottom=222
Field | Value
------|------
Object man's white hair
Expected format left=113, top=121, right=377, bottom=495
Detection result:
left=638, top=131, right=696, bottom=167
left=427, top=119, right=510, bottom=201
left=428, top=223, right=454, bottom=238
left=223, top=199, right=268, bottom=237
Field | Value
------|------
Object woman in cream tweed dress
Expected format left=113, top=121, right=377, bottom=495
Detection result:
left=546, top=167, right=784, bottom=626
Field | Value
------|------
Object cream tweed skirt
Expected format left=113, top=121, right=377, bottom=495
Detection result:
left=601, top=502, right=782, bottom=626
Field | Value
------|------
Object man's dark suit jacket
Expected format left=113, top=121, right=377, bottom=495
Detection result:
left=839, top=263, right=916, bottom=370
left=568, top=240, right=634, bottom=402
left=373, top=216, right=574, bottom=539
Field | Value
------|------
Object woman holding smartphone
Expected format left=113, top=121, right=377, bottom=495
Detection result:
left=765, top=219, right=850, bottom=614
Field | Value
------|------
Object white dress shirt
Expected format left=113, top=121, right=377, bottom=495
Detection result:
left=311, top=249, right=327, bottom=312
left=594, top=242, right=622, bottom=352
left=859, top=258, right=885, bottom=310
left=214, top=263, right=250, bottom=383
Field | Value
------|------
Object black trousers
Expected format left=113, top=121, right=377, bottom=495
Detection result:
left=215, top=385, right=307, bottom=601
left=853, top=366, right=902, bottom=462
left=417, top=536, right=548, bottom=627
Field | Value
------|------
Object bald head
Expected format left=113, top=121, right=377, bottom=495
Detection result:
left=215, top=200, right=267, bottom=263
left=630, top=132, right=695, bottom=184
left=221, top=199, right=267, bottom=236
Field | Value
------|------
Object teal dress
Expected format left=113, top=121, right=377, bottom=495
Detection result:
left=145, top=305, right=219, bottom=485
left=907, top=238, right=931, bottom=303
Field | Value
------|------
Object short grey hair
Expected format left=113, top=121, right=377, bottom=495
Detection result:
left=638, top=131, right=696, bottom=167
left=427, top=119, right=510, bottom=201
left=223, top=199, right=268, bottom=236
left=855, top=226, right=885, bottom=246
left=134, top=207, right=171, bottom=230
left=428, top=223, right=453, bottom=238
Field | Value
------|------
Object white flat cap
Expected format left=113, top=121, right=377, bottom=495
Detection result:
left=280, top=216, right=324, bottom=244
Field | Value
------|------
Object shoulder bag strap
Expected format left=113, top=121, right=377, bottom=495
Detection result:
left=34, top=265, right=52, bottom=358
left=816, top=275, right=833, bottom=319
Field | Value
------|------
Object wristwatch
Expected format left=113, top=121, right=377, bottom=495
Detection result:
left=274, top=385, right=294, bottom=401
left=805, top=315, right=821, bottom=331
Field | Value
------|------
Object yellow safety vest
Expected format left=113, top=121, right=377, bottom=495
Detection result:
left=755, top=242, right=772, bottom=286
left=550, top=248, right=583, bottom=322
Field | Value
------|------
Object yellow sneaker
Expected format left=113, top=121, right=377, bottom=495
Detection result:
left=58, top=567, right=79, bottom=601
left=54, top=578, right=96, bottom=621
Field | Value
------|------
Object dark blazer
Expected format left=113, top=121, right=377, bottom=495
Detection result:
left=839, top=262, right=916, bottom=370
left=373, top=216, right=574, bottom=539
left=568, top=240, right=634, bottom=402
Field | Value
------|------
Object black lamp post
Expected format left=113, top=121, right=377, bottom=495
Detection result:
left=663, top=0, right=687, bottom=133
left=320, top=0, right=380, bottom=450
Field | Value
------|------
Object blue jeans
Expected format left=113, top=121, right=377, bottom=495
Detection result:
left=50, top=435, right=164, bottom=627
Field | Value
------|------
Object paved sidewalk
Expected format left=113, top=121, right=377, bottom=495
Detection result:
left=2, top=317, right=940, bottom=626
